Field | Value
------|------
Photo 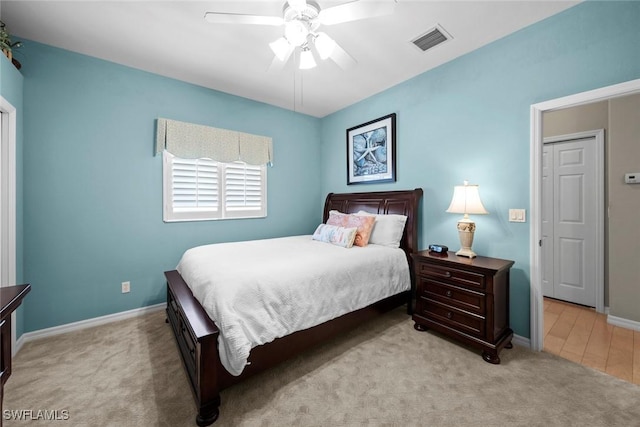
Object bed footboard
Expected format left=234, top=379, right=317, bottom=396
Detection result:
left=165, top=270, right=221, bottom=426
left=166, top=270, right=409, bottom=426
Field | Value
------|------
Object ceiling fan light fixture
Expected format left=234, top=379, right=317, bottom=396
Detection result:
left=269, top=37, right=291, bottom=61
left=314, top=32, right=336, bottom=60
left=299, top=47, right=317, bottom=70
left=205, top=0, right=370, bottom=72
left=284, top=20, right=309, bottom=47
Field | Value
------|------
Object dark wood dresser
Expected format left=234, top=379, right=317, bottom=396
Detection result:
left=1, top=284, right=31, bottom=427
left=412, top=251, right=514, bottom=364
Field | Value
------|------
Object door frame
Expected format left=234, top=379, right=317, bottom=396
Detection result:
left=530, top=78, right=640, bottom=352
left=542, top=129, right=605, bottom=312
left=1, top=95, right=18, bottom=354
left=0, top=96, right=17, bottom=287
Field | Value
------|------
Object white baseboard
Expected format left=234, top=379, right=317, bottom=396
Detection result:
left=18, top=303, right=166, bottom=349
left=607, top=314, right=640, bottom=331
left=15, top=334, right=26, bottom=355
left=512, top=333, right=531, bottom=349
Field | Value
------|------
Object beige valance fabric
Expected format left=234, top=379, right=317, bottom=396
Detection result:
left=156, top=118, right=273, bottom=165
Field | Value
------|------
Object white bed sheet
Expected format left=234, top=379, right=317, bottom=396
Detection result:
left=176, top=235, right=410, bottom=376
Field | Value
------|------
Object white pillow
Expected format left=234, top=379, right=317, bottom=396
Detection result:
left=355, top=211, right=407, bottom=248
left=312, top=223, right=358, bottom=248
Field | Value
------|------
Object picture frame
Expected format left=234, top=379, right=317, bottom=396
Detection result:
left=346, top=113, right=396, bottom=185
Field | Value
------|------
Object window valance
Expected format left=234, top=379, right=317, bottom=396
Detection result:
left=156, top=118, right=273, bottom=166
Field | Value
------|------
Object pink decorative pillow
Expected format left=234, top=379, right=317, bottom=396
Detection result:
left=327, top=210, right=376, bottom=247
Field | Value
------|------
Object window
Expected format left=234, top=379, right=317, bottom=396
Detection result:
left=163, top=151, right=266, bottom=222
left=156, top=118, right=272, bottom=222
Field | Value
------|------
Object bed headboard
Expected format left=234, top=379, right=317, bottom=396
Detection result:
left=323, top=188, right=423, bottom=258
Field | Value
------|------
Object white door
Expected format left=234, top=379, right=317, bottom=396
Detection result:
left=542, top=132, right=604, bottom=308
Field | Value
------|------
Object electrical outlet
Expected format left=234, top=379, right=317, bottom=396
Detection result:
left=121, top=281, right=130, bottom=293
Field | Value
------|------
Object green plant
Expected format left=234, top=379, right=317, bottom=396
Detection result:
left=0, top=20, right=22, bottom=54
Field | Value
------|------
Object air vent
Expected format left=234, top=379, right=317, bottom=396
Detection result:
left=411, top=25, right=451, bottom=52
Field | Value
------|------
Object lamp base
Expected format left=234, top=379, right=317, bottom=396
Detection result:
left=455, top=247, right=477, bottom=258
left=455, top=219, right=478, bottom=259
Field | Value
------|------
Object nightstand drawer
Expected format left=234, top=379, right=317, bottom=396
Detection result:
left=417, top=298, right=485, bottom=338
left=416, top=262, right=485, bottom=290
left=417, top=277, right=485, bottom=315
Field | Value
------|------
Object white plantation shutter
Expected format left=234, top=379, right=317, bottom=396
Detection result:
left=224, top=162, right=264, bottom=215
left=163, top=152, right=266, bottom=222
left=172, top=158, right=218, bottom=212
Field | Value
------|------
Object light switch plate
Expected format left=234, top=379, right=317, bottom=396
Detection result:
left=509, top=209, right=526, bottom=223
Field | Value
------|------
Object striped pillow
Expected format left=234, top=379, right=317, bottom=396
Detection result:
left=312, top=224, right=358, bottom=248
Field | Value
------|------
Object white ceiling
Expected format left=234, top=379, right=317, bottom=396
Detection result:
left=2, top=0, right=580, bottom=117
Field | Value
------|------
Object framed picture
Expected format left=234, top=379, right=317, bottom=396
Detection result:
left=346, top=113, right=396, bottom=185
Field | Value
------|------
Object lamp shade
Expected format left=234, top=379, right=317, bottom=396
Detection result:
left=446, top=181, right=488, bottom=215
left=299, top=48, right=316, bottom=69
left=284, top=20, right=309, bottom=47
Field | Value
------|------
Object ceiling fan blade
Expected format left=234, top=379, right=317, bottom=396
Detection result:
left=267, top=46, right=295, bottom=73
left=204, top=12, right=284, bottom=26
left=328, top=40, right=357, bottom=70
left=319, top=1, right=396, bottom=26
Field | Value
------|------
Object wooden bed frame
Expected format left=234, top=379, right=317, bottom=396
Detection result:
left=164, top=188, right=423, bottom=426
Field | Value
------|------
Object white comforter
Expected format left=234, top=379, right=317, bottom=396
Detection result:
left=176, top=235, right=410, bottom=376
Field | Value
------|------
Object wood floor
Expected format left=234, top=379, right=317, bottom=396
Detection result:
left=544, top=297, right=640, bottom=385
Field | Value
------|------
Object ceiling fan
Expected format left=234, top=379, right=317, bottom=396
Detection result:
left=204, top=0, right=396, bottom=71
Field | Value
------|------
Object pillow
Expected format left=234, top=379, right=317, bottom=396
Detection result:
left=355, top=211, right=408, bottom=248
left=326, top=211, right=376, bottom=247
left=312, top=224, right=358, bottom=248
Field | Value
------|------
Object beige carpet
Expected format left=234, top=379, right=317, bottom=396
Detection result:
left=5, top=307, right=640, bottom=427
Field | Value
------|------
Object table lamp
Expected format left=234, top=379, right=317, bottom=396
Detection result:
left=446, top=181, right=488, bottom=258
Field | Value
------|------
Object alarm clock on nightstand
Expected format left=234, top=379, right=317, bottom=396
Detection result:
left=428, top=244, right=448, bottom=254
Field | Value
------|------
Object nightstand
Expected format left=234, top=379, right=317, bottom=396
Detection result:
left=412, top=251, right=514, bottom=364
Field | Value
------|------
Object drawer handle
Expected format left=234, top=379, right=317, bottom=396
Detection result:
left=446, top=312, right=453, bottom=319
left=445, top=290, right=453, bottom=298
left=442, top=271, right=451, bottom=278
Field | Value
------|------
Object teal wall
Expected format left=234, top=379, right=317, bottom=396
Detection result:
left=0, top=53, right=25, bottom=336
left=20, top=42, right=321, bottom=332
left=321, top=1, right=640, bottom=337
left=14, top=2, right=640, bottom=338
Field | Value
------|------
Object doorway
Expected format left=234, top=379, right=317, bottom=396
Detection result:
left=530, top=78, right=640, bottom=352
left=542, top=130, right=604, bottom=310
